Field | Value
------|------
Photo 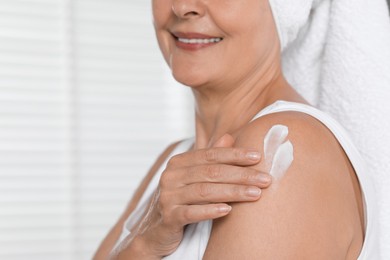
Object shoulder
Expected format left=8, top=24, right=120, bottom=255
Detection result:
left=203, top=111, right=364, bottom=259
left=234, top=111, right=345, bottom=178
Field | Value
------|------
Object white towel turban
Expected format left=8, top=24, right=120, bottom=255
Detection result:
left=269, top=0, right=390, bottom=258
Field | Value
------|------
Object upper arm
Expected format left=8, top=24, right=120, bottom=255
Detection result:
left=93, top=141, right=181, bottom=260
left=203, top=112, right=364, bottom=260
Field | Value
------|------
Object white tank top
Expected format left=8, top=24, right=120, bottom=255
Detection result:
left=114, top=100, right=379, bottom=259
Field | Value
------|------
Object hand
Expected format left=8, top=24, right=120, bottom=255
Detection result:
left=111, top=134, right=271, bottom=259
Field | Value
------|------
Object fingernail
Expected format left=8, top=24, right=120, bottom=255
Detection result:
left=246, top=187, right=261, bottom=197
left=246, top=151, right=261, bottom=161
left=257, top=174, right=272, bottom=183
left=217, top=205, right=232, bottom=213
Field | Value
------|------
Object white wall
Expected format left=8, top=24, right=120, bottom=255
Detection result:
left=0, top=0, right=193, bottom=259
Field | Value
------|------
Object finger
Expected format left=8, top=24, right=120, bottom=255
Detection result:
left=167, top=147, right=261, bottom=169
left=213, top=133, right=235, bottom=148
left=177, top=164, right=271, bottom=188
left=177, top=183, right=262, bottom=204
left=174, top=204, right=232, bottom=226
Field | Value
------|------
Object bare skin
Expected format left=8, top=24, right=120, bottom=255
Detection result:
left=92, top=141, right=181, bottom=260
left=93, top=137, right=272, bottom=260
left=94, top=0, right=365, bottom=258
left=203, top=112, right=364, bottom=259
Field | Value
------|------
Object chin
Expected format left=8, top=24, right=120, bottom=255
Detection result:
left=171, top=69, right=208, bottom=88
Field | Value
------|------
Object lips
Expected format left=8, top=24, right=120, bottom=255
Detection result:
left=171, top=32, right=223, bottom=51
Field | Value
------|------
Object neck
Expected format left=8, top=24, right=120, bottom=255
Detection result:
left=193, top=68, right=304, bottom=149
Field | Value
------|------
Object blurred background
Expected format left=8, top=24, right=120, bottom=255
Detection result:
left=0, top=0, right=194, bottom=259
left=0, top=0, right=389, bottom=260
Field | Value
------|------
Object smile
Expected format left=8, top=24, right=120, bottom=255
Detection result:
left=177, top=38, right=223, bottom=44
left=171, top=32, right=223, bottom=51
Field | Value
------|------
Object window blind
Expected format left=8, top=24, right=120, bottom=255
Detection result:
left=0, top=0, right=194, bottom=259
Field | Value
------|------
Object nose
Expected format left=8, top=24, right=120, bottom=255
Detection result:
left=172, top=0, right=206, bottom=19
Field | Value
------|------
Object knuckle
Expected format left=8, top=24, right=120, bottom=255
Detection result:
left=198, top=183, right=211, bottom=198
left=232, top=185, right=242, bottom=196
left=233, top=148, right=245, bottom=160
left=204, top=149, right=218, bottom=163
left=239, top=169, right=251, bottom=182
left=181, top=208, right=192, bottom=224
left=166, top=155, right=178, bottom=168
left=159, top=173, right=170, bottom=189
left=205, top=165, right=222, bottom=180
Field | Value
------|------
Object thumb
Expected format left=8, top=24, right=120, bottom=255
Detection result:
left=213, top=134, right=235, bottom=148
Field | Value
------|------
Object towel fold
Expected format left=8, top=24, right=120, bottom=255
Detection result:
left=269, top=0, right=390, bottom=258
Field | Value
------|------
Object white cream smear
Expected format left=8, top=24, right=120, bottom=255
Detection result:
left=263, top=125, right=294, bottom=181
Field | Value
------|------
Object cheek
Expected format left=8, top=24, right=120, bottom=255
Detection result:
left=214, top=2, right=268, bottom=49
left=152, top=0, right=173, bottom=63
left=152, top=0, right=170, bottom=23
left=232, top=8, right=276, bottom=62
left=219, top=0, right=273, bottom=40
left=152, top=0, right=172, bottom=32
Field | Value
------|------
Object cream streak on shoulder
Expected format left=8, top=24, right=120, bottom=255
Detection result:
left=263, top=125, right=294, bottom=181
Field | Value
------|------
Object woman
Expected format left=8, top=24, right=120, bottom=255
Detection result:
left=93, top=0, right=382, bottom=259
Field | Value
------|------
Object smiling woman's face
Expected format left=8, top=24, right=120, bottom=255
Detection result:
left=152, top=0, right=280, bottom=89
